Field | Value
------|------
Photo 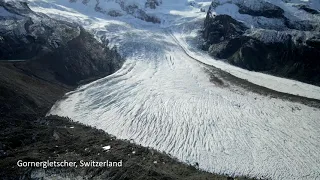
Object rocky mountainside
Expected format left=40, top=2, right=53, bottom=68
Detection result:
left=0, top=0, right=124, bottom=86
left=202, top=0, right=320, bottom=86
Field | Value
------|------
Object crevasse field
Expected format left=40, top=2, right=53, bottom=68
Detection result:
left=26, top=0, right=320, bottom=179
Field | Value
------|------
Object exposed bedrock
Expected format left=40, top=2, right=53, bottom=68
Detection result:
left=202, top=0, right=320, bottom=86
left=0, top=1, right=124, bottom=86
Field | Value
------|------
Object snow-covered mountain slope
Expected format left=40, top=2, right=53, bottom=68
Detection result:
left=208, top=0, right=320, bottom=39
left=12, top=0, right=320, bottom=179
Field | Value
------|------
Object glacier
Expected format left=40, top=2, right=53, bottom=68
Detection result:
left=24, top=0, right=320, bottom=179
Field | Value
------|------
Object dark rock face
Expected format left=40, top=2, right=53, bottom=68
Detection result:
left=145, top=0, right=162, bottom=9
left=238, top=2, right=284, bottom=18
left=203, top=14, right=248, bottom=49
left=117, top=0, right=161, bottom=23
left=297, top=5, right=320, bottom=15
left=107, top=10, right=123, bottom=17
left=0, top=1, right=124, bottom=86
left=227, top=35, right=320, bottom=84
left=134, top=8, right=161, bottom=23
left=24, top=28, right=124, bottom=85
left=202, top=2, right=320, bottom=86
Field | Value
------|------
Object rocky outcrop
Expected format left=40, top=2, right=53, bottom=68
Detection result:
left=67, top=0, right=161, bottom=23
left=145, top=0, right=162, bottom=9
left=117, top=0, right=161, bottom=23
left=202, top=0, right=320, bottom=86
left=0, top=1, right=124, bottom=86
left=238, top=1, right=284, bottom=18
left=297, top=4, right=320, bottom=15
left=203, top=14, right=248, bottom=51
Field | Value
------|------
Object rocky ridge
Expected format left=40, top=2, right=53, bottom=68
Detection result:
left=202, top=0, right=320, bottom=86
left=0, top=0, right=124, bottom=85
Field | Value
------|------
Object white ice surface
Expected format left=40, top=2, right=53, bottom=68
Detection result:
left=25, top=0, right=320, bottom=179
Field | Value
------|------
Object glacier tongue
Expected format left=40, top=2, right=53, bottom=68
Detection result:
left=49, top=29, right=320, bottom=179
left=26, top=0, right=320, bottom=179
left=50, top=40, right=320, bottom=179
